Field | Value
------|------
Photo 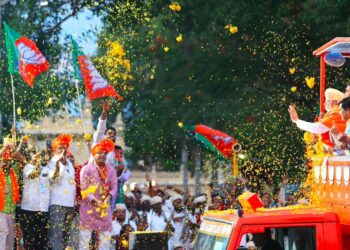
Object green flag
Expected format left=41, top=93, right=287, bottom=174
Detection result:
left=71, top=37, right=84, bottom=80
left=4, top=22, right=21, bottom=74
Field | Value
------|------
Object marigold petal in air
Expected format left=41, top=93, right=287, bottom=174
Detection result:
left=169, top=2, right=181, bottom=11
left=291, top=86, right=297, bottom=92
left=176, top=34, right=183, bottom=43
left=229, top=26, right=238, bottom=34
left=164, top=47, right=169, bottom=52
left=305, top=76, right=315, bottom=89
left=225, top=24, right=238, bottom=34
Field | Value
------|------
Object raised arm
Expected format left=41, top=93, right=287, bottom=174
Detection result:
left=92, top=101, right=111, bottom=147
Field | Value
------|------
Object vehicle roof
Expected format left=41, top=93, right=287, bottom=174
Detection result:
left=203, top=206, right=339, bottom=225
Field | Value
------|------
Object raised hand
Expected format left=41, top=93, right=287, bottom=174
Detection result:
left=101, top=100, right=112, bottom=120
left=288, top=105, right=299, bottom=123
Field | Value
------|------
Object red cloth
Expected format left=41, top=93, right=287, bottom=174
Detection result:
left=0, top=168, right=19, bottom=210
left=74, top=165, right=83, bottom=205
left=318, top=108, right=346, bottom=147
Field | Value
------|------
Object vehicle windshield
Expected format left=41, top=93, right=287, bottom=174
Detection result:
left=193, top=218, right=234, bottom=250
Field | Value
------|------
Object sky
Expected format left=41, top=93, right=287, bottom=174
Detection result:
left=60, top=8, right=102, bottom=56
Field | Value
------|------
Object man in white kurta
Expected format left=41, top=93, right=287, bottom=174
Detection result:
left=289, top=88, right=346, bottom=150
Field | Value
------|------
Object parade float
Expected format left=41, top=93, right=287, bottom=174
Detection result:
left=193, top=38, right=350, bottom=250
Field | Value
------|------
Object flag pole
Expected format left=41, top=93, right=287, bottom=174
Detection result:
left=74, top=79, right=87, bottom=135
left=10, top=74, right=16, bottom=144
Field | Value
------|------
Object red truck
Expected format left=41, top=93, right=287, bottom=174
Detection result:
left=193, top=155, right=350, bottom=250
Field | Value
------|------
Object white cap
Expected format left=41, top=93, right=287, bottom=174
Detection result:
left=115, top=203, right=126, bottom=211
left=247, top=241, right=256, bottom=248
left=171, top=193, right=183, bottom=203
left=165, top=189, right=177, bottom=197
left=125, top=192, right=135, bottom=199
left=173, top=241, right=184, bottom=249
left=140, top=195, right=151, bottom=204
left=150, top=196, right=162, bottom=206
left=325, top=88, right=345, bottom=101
left=193, top=195, right=207, bottom=204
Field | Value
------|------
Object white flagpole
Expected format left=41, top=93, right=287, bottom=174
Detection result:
left=10, top=74, right=16, bottom=144
left=74, top=79, right=87, bottom=135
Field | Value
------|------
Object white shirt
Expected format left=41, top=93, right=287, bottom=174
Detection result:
left=147, top=209, right=169, bottom=231
left=111, top=219, right=137, bottom=236
left=91, top=118, right=125, bottom=168
left=21, top=164, right=50, bottom=212
left=296, top=120, right=330, bottom=134
left=49, top=156, right=76, bottom=207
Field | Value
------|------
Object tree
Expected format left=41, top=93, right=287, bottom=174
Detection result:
left=94, top=0, right=350, bottom=188
left=0, top=0, right=118, bottom=136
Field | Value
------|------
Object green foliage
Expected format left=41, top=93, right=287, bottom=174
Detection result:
left=0, top=0, right=116, bottom=136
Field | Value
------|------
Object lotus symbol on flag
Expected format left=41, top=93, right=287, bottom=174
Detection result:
left=83, top=57, right=108, bottom=92
left=17, top=42, right=46, bottom=65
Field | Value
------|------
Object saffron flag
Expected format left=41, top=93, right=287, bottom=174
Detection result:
left=4, top=22, right=50, bottom=88
left=71, top=38, right=123, bottom=101
left=180, top=124, right=237, bottom=160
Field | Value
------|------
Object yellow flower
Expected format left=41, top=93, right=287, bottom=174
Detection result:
left=75, top=119, right=82, bottom=124
left=47, top=97, right=53, bottom=105
left=22, top=135, right=30, bottom=142
left=100, top=211, right=108, bottom=218
left=122, top=239, right=128, bottom=247
left=225, top=24, right=238, bottom=34
left=289, top=67, right=296, bottom=74
left=305, top=76, right=315, bottom=89
left=169, top=2, right=181, bottom=11
left=291, top=86, right=297, bottom=92
left=17, top=107, right=22, bottom=116
left=176, top=34, right=183, bottom=43
left=178, top=122, right=184, bottom=128
left=303, top=132, right=312, bottom=143
left=81, top=185, right=98, bottom=200
left=84, top=133, right=92, bottom=141
left=229, top=26, right=238, bottom=34
left=164, top=47, right=169, bottom=52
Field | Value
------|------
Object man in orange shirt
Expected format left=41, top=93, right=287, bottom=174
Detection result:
left=288, top=88, right=346, bottom=150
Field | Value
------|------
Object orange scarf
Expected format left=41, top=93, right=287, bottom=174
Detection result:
left=0, top=168, right=19, bottom=211
left=97, top=164, right=108, bottom=183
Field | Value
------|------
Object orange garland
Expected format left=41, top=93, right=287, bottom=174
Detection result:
left=0, top=168, right=19, bottom=211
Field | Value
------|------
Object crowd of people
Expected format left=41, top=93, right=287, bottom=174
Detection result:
left=8, top=85, right=350, bottom=250
left=0, top=92, right=313, bottom=250
left=0, top=101, right=221, bottom=250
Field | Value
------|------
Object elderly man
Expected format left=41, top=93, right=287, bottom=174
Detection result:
left=124, top=191, right=139, bottom=226
left=288, top=88, right=346, bottom=150
left=111, top=203, right=136, bottom=250
left=79, top=139, right=118, bottom=250
left=147, top=196, right=169, bottom=231
left=168, top=194, right=191, bottom=250
left=48, top=134, right=76, bottom=250
left=0, top=146, right=20, bottom=250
